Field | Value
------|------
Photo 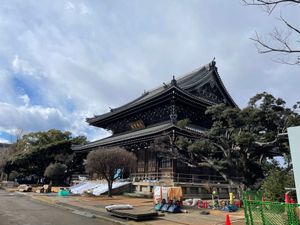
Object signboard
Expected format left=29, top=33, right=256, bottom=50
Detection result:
left=153, top=186, right=183, bottom=204
left=129, top=120, right=145, bottom=130
left=287, top=126, right=300, bottom=203
left=153, top=186, right=161, bottom=204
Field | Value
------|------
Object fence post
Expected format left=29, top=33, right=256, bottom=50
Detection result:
left=243, top=198, right=250, bottom=225
left=259, top=201, right=266, bottom=225
left=248, top=201, right=254, bottom=225
left=288, top=203, right=292, bottom=225
left=287, top=203, right=298, bottom=225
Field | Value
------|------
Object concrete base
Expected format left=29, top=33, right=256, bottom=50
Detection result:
left=132, top=181, right=241, bottom=199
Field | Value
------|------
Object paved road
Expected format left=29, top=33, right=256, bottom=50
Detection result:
left=0, top=190, right=117, bottom=225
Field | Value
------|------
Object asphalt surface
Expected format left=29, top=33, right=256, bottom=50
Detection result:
left=0, top=190, right=117, bottom=225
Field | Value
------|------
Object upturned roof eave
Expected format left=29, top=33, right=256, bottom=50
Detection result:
left=86, top=85, right=173, bottom=124
left=72, top=122, right=204, bottom=152
left=212, top=67, right=238, bottom=108
left=86, top=85, right=214, bottom=126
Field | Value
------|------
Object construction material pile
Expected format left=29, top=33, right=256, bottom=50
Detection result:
left=17, top=184, right=32, bottom=192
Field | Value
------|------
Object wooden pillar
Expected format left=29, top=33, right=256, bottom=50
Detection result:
left=144, top=149, right=148, bottom=174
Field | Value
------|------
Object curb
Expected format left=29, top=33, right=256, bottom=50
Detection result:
left=31, top=195, right=129, bottom=225
left=32, top=195, right=58, bottom=205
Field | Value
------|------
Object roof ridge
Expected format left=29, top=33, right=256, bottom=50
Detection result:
left=145, top=60, right=214, bottom=94
left=176, top=61, right=214, bottom=81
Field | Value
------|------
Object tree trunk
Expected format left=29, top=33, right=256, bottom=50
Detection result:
left=107, top=180, right=113, bottom=197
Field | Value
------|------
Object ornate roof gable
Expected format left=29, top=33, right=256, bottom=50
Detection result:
left=177, top=61, right=236, bottom=106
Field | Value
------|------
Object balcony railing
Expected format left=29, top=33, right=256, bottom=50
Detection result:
left=130, top=172, right=242, bottom=185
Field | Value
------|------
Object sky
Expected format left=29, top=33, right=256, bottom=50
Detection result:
left=0, top=0, right=299, bottom=143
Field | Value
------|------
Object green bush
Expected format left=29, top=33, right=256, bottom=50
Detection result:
left=260, top=168, right=295, bottom=202
left=44, top=163, right=67, bottom=185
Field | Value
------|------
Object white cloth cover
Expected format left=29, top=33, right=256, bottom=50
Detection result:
left=69, top=181, right=130, bottom=196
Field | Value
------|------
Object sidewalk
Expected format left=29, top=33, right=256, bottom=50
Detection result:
left=31, top=194, right=245, bottom=225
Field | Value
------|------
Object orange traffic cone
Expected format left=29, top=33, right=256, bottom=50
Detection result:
left=226, top=214, right=231, bottom=225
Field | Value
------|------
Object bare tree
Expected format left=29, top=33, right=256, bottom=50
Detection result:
left=243, top=0, right=300, bottom=65
left=85, top=147, right=136, bottom=197
left=0, top=149, right=9, bottom=181
left=14, top=128, right=24, bottom=141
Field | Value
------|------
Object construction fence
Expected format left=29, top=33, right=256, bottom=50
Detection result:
left=244, top=191, right=300, bottom=225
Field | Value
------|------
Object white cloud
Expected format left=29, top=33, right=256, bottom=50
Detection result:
left=12, top=55, right=37, bottom=76
left=0, top=138, right=11, bottom=144
left=65, top=1, right=91, bottom=15
left=0, top=69, right=16, bottom=103
left=0, top=102, right=69, bottom=133
left=65, top=1, right=75, bottom=11
left=0, top=0, right=299, bottom=142
left=78, top=2, right=91, bottom=15
left=19, top=94, right=30, bottom=107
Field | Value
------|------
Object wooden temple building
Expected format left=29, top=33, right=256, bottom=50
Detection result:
left=73, top=61, right=241, bottom=198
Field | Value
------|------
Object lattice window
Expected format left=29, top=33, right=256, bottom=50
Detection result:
left=147, top=151, right=156, bottom=172
left=160, top=158, right=172, bottom=168
left=137, top=150, right=145, bottom=172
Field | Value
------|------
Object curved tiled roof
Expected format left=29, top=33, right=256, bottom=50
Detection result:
left=72, top=122, right=205, bottom=151
left=87, top=60, right=237, bottom=124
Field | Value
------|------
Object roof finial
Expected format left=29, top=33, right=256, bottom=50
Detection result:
left=171, top=75, right=177, bottom=86
left=142, top=89, right=148, bottom=95
left=210, top=57, right=216, bottom=67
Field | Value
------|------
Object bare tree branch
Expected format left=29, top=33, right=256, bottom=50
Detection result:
left=251, top=28, right=300, bottom=64
left=243, top=0, right=300, bottom=6
left=243, top=0, right=300, bottom=65
left=242, top=0, right=300, bottom=15
left=272, top=56, right=300, bottom=65
left=280, top=16, right=300, bottom=35
left=251, top=31, right=300, bottom=54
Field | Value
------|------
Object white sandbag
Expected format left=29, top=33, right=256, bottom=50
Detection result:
left=105, top=204, right=133, bottom=211
left=191, top=198, right=201, bottom=207
left=183, top=199, right=193, bottom=206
